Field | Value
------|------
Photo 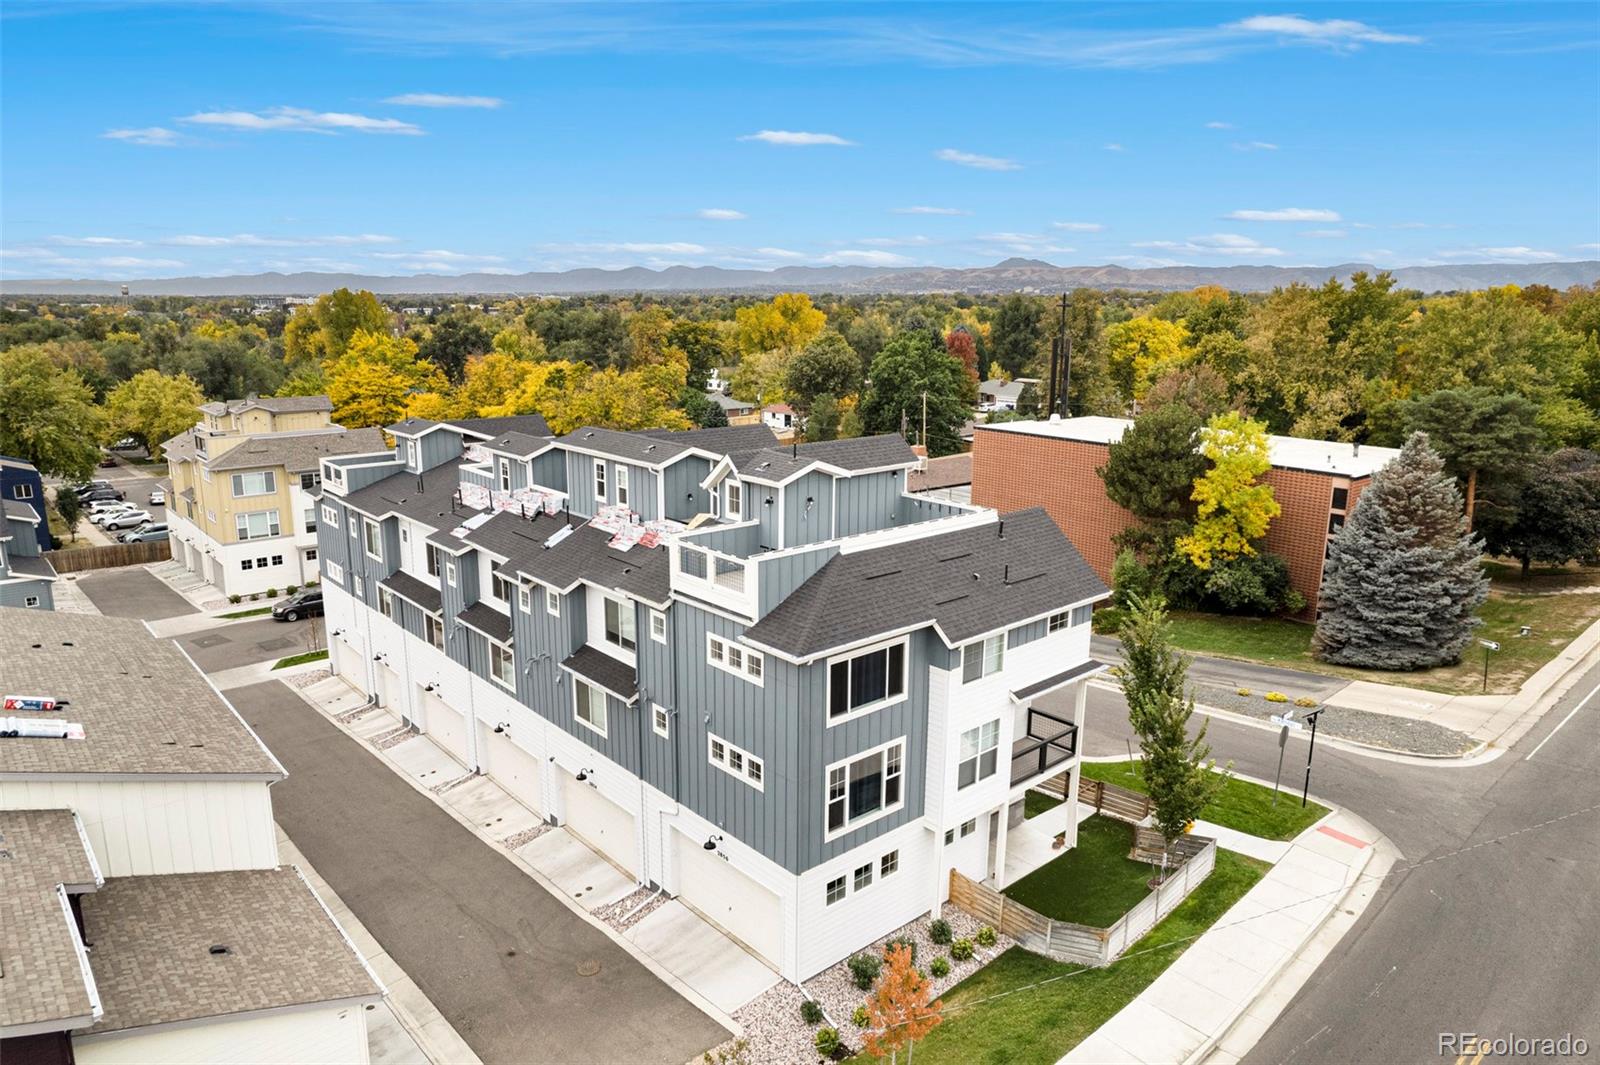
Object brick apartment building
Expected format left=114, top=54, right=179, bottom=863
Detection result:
left=972, top=416, right=1400, bottom=619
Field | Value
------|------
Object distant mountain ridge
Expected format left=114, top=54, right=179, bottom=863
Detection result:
left=4, top=259, right=1595, bottom=297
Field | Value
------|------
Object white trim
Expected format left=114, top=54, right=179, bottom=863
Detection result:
left=518, top=584, right=532, bottom=613
left=652, top=702, right=670, bottom=739
left=825, top=635, right=909, bottom=726
left=616, top=464, right=630, bottom=507
left=594, top=458, right=607, bottom=504
left=707, top=632, right=764, bottom=686
left=823, top=736, right=906, bottom=842
left=546, top=587, right=561, bottom=617
left=574, top=677, right=608, bottom=737
left=489, top=640, right=516, bottom=690
left=362, top=518, right=383, bottom=563
left=708, top=732, right=765, bottom=791
left=649, top=608, right=667, bottom=644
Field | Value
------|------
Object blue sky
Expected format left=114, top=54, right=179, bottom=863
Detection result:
left=2, top=1, right=1597, bottom=279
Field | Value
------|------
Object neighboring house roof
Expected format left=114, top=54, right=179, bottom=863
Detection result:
left=709, top=393, right=755, bottom=412
left=907, top=453, right=973, bottom=493
left=197, top=395, right=333, bottom=417
left=456, top=601, right=512, bottom=645
left=0, top=808, right=102, bottom=1033
left=159, top=430, right=199, bottom=464
left=0, top=610, right=285, bottom=779
left=204, top=427, right=388, bottom=474
left=744, top=508, right=1107, bottom=659
left=6, top=554, right=59, bottom=580
left=379, top=570, right=442, bottom=614
left=0, top=454, right=43, bottom=471
left=3, top=498, right=41, bottom=523
left=978, top=378, right=1038, bottom=402
left=977, top=415, right=1402, bottom=478
left=764, top=403, right=794, bottom=415
left=447, top=414, right=552, bottom=439
left=562, top=645, right=638, bottom=703
left=81, top=867, right=381, bottom=1036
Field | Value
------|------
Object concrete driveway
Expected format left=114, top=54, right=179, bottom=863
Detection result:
left=229, top=680, right=730, bottom=1064
left=171, top=616, right=321, bottom=671
left=75, top=566, right=196, bottom=620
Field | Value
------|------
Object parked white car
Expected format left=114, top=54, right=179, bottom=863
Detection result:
left=87, top=500, right=137, bottom=521
left=149, top=488, right=166, bottom=506
left=101, top=509, right=152, bottom=531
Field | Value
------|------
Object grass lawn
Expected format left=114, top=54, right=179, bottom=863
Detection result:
left=272, top=649, right=328, bottom=670
left=1162, top=571, right=1600, bottom=695
left=1081, top=760, right=1328, bottom=841
left=913, top=849, right=1269, bottom=1064
left=1003, top=817, right=1152, bottom=926
left=1023, top=790, right=1064, bottom=820
left=219, top=606, right=274, bottom=619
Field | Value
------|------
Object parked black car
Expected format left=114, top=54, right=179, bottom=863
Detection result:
left=271, top=588, right=324, bottom=622
left=80, top=487, right=125, bottom=503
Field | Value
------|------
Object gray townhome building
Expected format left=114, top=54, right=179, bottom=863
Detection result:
left=313, top=415, right=1107, bottom=981
left=1, top=498, right=58, bottom=609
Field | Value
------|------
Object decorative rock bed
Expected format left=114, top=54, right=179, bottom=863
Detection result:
left=594, top=885, right=672, bottom=933
left=288, top=667, right=333, bottom=690
left=501, top=822, right=553, bottom=851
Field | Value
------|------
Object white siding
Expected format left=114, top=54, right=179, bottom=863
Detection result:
left=0, top=778, right=278, bottom=876
left=76, top=1003, right=369, bottom=1065
left=794, top=818, right=933, bottom=981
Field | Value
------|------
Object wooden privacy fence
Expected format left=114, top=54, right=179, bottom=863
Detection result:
left=948, top=838, right=1218, bottom=967
left=45, top=540, right=171, bottom=573
left=1079, top=776, right=1154, bottom=824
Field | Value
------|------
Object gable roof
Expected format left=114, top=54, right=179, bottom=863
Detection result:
left=458, top=509, right=672, bottom=604
left=0, top=809, right=102, bottom=1033
left=727, top=434, right=919, bottom=484
left=447, top=414, right=552, bottom=439
left=743, top=508, right=1107, bottom=659
left=204, top=427, right=388, bottom=474
left=480, top=431, right=552, bottom=459
left=198, top=395, right=332, bottom=417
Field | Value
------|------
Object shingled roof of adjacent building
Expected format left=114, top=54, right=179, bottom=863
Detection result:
left=457, top=601, right=512, bottom=644
left=197, top=395, right=332, bottom=416
left=205, top=427, right=388, bottom=473
left=480, top=431, right=552, bottom=459
left=744, top=508, right=1108, bottom=659
left=447, top=414, right=552, bottom=439
left=81, top=868, right=381, bottom=1035
left=0, top=610, right=284, bottom=779
left=379, top=570, right=442, bottom=614
left=562, top=645, right=638, bottom=702
left=0, top=809, right=102, bottom=1033
left=729, top=434, right=918, bottom=483
left=907, top=453, right=972, bottom=493
left=3, top=498, right=41, bottom=524
left=563, top=423, right=779, bottom=466
left=342, top=459, right=466, bottom=526
left=458, top=510, right=672, bottom=604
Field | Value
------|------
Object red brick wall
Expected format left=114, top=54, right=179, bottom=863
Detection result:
left=1260, top=469, right=1335, bottom=619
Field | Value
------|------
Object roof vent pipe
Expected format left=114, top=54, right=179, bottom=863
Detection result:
left=997, top=519, right=1004, bottom=539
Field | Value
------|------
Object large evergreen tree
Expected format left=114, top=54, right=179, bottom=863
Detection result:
left=1314, top=432, right=1489, bottom=669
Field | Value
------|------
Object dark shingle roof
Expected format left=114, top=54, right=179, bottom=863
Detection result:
left=640, top=424, right=779, bottom=452
left=3, top=499, right=41, bottom=523
left=562, top=423, right=779, bottom=466
left=448, top=414, right=552, bottom=439
left=380, top=570, right=442, bottom=614
left=562, top=646, right=638, bottom=702
left=481, top=431, right=552, bottom=459
left=384, top=417, right=438, bottom=435
left=457, top=601, right=512, bottom=644
left=342, top=460, right=464, bottom=525
left=1013, top=659, right=1109, bottom=700
left=7, top=554, right=58, bottom=579
left=199, top=395, right=332, bottom=416
left=730, top=435, right=918, bottom=483
left=205, top=427, right=388, bottom=473
left=458, top=510, right=672, bottom=604
left=744, top=509, right=1108, bottom=659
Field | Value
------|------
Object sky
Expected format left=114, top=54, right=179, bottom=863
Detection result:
left=2, top=1, right=1597, bottom=280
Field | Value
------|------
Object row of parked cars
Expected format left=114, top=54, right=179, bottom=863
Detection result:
left=67, top=479, right=169, bottom=543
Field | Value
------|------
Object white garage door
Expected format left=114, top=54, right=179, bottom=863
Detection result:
left=377, top=665, right=402, bottom=714
left=673, top=831, right=783, bottom=967
left=421, top=690, right=470, bottom=767
left=483, top=727, right=543, bottom=815
left=332, top=636, right=367, bottom=697
left=562, top=773, right=637, bottom=877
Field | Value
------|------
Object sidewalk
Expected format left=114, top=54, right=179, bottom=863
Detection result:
left=1062, top=809, right=1390, bottom=1065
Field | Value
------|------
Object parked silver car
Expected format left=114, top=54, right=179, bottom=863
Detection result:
left=119, top=524, right=169, bottom=543
left=101, top=509, right=152, bottom=531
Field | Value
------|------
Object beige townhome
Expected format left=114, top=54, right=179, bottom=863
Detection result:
left=164, top=396, right=386, bottom=598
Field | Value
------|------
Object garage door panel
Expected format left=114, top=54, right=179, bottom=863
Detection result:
left=422, top=691, right=470, bottom=766
left=674, top=832, right=782, bottom=966
left=484, top=728, right=543, bottom=816
left=562, top=774, right=637, bottom=877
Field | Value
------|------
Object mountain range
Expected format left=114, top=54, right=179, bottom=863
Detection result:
left=4, top=258, right=1595, bottom=297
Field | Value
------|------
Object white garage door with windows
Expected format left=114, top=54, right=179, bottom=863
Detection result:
left=482, top=725, right=543, bottom=815
left=421, top=689, right=470, bottom=767
left=561, top=773, right=637, bottom=877
left=673, top=830, right=783, bottom=968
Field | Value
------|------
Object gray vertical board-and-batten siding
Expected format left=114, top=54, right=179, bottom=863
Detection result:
left=834, top=470, right=905, bottom=537
left=781, top=470, right=836, bottom=548
left=663, top=455, right=711, bottom=522
left=0, top=579, right=53, bottom=608
left=416, top=429, right=463, bottom=472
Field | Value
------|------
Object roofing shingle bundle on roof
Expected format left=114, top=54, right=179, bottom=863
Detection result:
left=458, top=509, right=673, bottom=604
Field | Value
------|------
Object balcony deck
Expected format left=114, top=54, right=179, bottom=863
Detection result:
left=1010, top=708, right=1079, bottom=788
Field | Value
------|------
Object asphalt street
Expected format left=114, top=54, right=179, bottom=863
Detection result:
left=229, top=680, right=730, bottom=1065
left=172, top=614, right=322, bottom=671
left=75, top=565, right=196, bottom=619
left=1090, top=633, right=1353, bottom=701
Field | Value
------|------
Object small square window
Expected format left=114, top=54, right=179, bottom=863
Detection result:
left=853, top=863, right=873, bottom=892
left=270, top=555, right=283, bottom=566
left=1331, top=486, right=1350, bottom=511
left=944, top=829, right=955, bottom=845
left=710, top=738, right=725, bottom=763
left=241, top=558, right=254, bottom=571
left=25, top=595, right=41, bottom=608
left=649, top=609, right=667, bottom=644
left=1048, top=611, right=1069, bottom=632
left=881, top=850, right=899, bottom=877
left=826, top=876, right=846, bottom=906
left=728, top=749, right=744, bottom=773
left=960, top=819, right=977, bottom=838
left=1328, top=513, right=1346, bottom=535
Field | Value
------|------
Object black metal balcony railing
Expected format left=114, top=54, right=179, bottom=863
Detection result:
left=1010, top=708, right=1079, bottom=786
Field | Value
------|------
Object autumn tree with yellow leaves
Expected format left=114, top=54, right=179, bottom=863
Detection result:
left=1175, top=411, right=1281, bottom=568
left=325, top=330, right=446, bottom=429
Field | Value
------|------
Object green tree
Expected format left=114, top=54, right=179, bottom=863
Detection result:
left=1399, top=387, right=1541, bottom=528
left=314, top=288, right=390, bottom=360
left=679, top=389, right=729, bottom=428
left=785, top=332, right=861, bottom=414
left=1176, top=412, right=1280, bottom=568
left=418, top=315, right=493, bottom=383
left=989, top=294, right=1045, bottom=378
left=1475, top=448, right=1600, bottom=579
left=806, top=394, right=841, bottom=442
left=0, top=345, right=107, bottom=479
left=666, top=319, right=727, bottom=391
left=843, top=314, right=891, bottom=373
left=104, top=369, right=204, bottom=459
left=858, top=333, right=969, bottom=456
left=1315, top=433, right=1489, bottom=669
left=162, top=332, right=284, bottom=399
left=1099, top=404, right=1206, bottom=526
left=54, top=488, right=83, bottom=543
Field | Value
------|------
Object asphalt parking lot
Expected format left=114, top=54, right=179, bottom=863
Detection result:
left=74, top=566, right=196, bottom=620
left=172, top=615, right=323, bottom=671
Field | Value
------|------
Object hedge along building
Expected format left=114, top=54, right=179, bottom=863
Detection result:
left=971, top=416, right=1400, bottom=620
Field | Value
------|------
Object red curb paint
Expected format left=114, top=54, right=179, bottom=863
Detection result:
left=1317, top=825, right=1370, bottom=849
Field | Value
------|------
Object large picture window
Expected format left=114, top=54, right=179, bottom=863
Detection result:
left=958, top=721, right=1000, bottom=789
left=231, top=471, right=275, bottom=497
left=235, top=510, right=280, bottom=541
left=826, top=740, right=904, bottom=836
left=604, top=597, right=636, bottom=651
left=961, top=634, right=1004, bottom=684
left=828, top=639, right=907, bottom=720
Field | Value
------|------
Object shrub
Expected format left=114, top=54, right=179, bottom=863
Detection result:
left=228, top=594, right=242, bottom=604
left=266, top=587, right=277, bottom=598
left=249, top=593, right=260, bottom=601
left=1264, top=691, right=1289, bottom=703
left=848, top=952, right=882, bottom=990
left=883, top=936, right=916, bottom=964
left=1294, top=696, right=1318, bottom=708
left=950, top=938, right=974, bottom=961
left=1091, top=605, right=1128, bottom=635
left=929, top=956, right=950, bottom=978
left=975, top=925, right=997, bottom=948
left=927, top=918, right=952, bottom=945
left=286, top=584, right=299, bottom=595
left=1236, top=687, right=1252, bottom=696
left=1111, top=548, right=1155, bottom=610
left=1166, top=550, right=1302, bottom=616
left=800, top=999, right=823, bottom=1025
left=851, top=1005, right=869, bottom=1028
left=814, top=1028, right=840, bottom=1059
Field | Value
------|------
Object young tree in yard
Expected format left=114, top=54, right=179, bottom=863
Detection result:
left=858, top=333, right=969, bottom=456
left=1119, top=594, right=1227, bottom=867
left=104, top=369, right=204, bottom=459
left=862, top=943, right=941, bottom=1064
left=0, top=345, right=107, bottom=479
left=325, top=331, right=447, bottom=429
left=1399, top=387, right=1540, bottom=528
left=1176, top=412, right=1280, bottom=569
left=1314, top=433, right=1490, bottom=669
left=54, top=489, right=83, bottom=543
left=1475, top=449, right=1600, bottom=579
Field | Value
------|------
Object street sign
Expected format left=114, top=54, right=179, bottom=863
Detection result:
left=1270, top=714, right=1305, bottom=731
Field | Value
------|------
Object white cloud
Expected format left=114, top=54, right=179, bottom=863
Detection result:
left=1052, top=221, right=1105, bottom=232
left=697, top=208, right=747, bottom=221
left=1226, top=208, right=1340, bottom=222
left=739, top=130, right=853, bottom=146
left=163, top=233, right=400, bottom=247
left=1300, top=229, right=1348, bottom=238
left=181, top=107, right=423, bottom=135
left=856, top=236, right=933, bottom=247
left=1432, top=246, right=1562, bottom=263
left=1133, top=233, right=1286, bottom=257
left=92, top=256, right=188, bottom=268
left=1577, top=243, right=1600, bottom=251
left=371, top=249, right=505, bottom=262
left=1232, top=140, right=1278, bottom=151
left=1205, top=121, right=1234, bottom=130
left=1103, top=143, right=1126, bottom=152
left=753, top=247, right=808, bottom=260
left=935, top=148, right=1020, bottom=171
left=1230, top=15, right=1423, bottom=47
left=383, top=93, right=503, bottom=108
left=892, top=205, right=969, bottom=215
left=976, top=232, right=1075, bottom=255
left=102, top=127, right=180, bottom=147
left=823, top=250, right=914, bottom=266
left=49, top=235, right=143, bottom=247
left=1, top=247, right=186, bottom=269
left=542, top=241, right=711, bottom=255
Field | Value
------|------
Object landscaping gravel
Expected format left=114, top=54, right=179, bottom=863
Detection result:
left=1195, top=683, right=1477, bottom=756
left=595, top=885, right=672, bottom=933
left=374, top=724, right=420, bottom=750
left=501, top=822, right=552, bottom=850
left=287, top=667, right=332, bottom=690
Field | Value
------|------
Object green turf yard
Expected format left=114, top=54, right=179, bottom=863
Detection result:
left=271, top=649, right=329, bottom=670
left=1023, top=789, right=1065, bottom=820
left=1001, top=816, right=1154, bottom=926
left=1081, top=760, right=1328, bottom=841
left=913, top=849, right=1270, bottom=1064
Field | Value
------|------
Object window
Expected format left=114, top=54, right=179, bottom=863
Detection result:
left=649, top=609, right=667, bottom=644
left=400, top=526, right=409, bottom=543
left=257, top=556, right=269, bottom=569
left=306, top=548, right=317, bottom=562
left=12, top=483, right=33, bottom=500
left=881, top=851, right=899, bottom=877
left=1329, top=513, right=1346, bottom=535
left=362, top=519, right=382, bottom=561
left=354, top=574, right=365, bottom=597
left=594, top=459, right=607, bottom=503
left=231, top=471, right=276, bottom=497
left=1048, top=611, right=1069, bottom=632
left=240, top=558, right=254, bottom=571
left=709, top=733, right=764, bottom=790
left=826, top=740, right=904, bottom=837
left=304, top=507, right=317, bottom=533
left=961, top=635, right=1005, bottom=684
left=406, top=440, right=419, bottom=468
left=518, top=585, right=531, bottom=613
left=616, top=465, right=629, bottom=507
left=426, top=543, right=441, bottom=577
left=826, top=876, right=847, bottom=906
left=425, top=613, right=444, bottom=650
left=492, top=571, right=513, bottom=603
left=235, top=510, right=280, bottom=541
left=490, top=642, right=514, bottom=689
left=575, top=679, right=607, bottom=736
left=725, top=480, right=742, bottom=520
left=652, top=704, right=670, bottom=738
left=24, top=595, right=40, bottom=608
left=828, top=640, right=907, bottom=720
left=321, top=504, right=339, bottom=529
left=944, top=829, right=955, bottom=844
left=379, top=588, right=395, bottom=620
left=445, top=559, right=456, bottom=587
left=498, top=458, right=511, bottom=492
left=708, top=635, right=764, bottom=684
left=1072, top=604, right=1092, bottom=628
left=300, top=471, right=320, bottom=491
left=604, top=597, right=636, bottom=652
left=329, top=465, right=344, bottom=485
left=546, top=588, right=561, bottom=616
left=270, top=554, right=283, bottom=566
left=960, top=819, right=977, bottom=838
left=326, top=560, right=344, bottom=584
left=854, top=863, right=873, bottom=892
left=958, top=721, right=1001, bottom=789
left=1331, top=486, right=1349, bottom=511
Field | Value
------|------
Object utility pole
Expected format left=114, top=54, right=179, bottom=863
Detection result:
left=1056, top=291, right=1071, bottom=417
left=920, top=391, right=928, bottom=451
